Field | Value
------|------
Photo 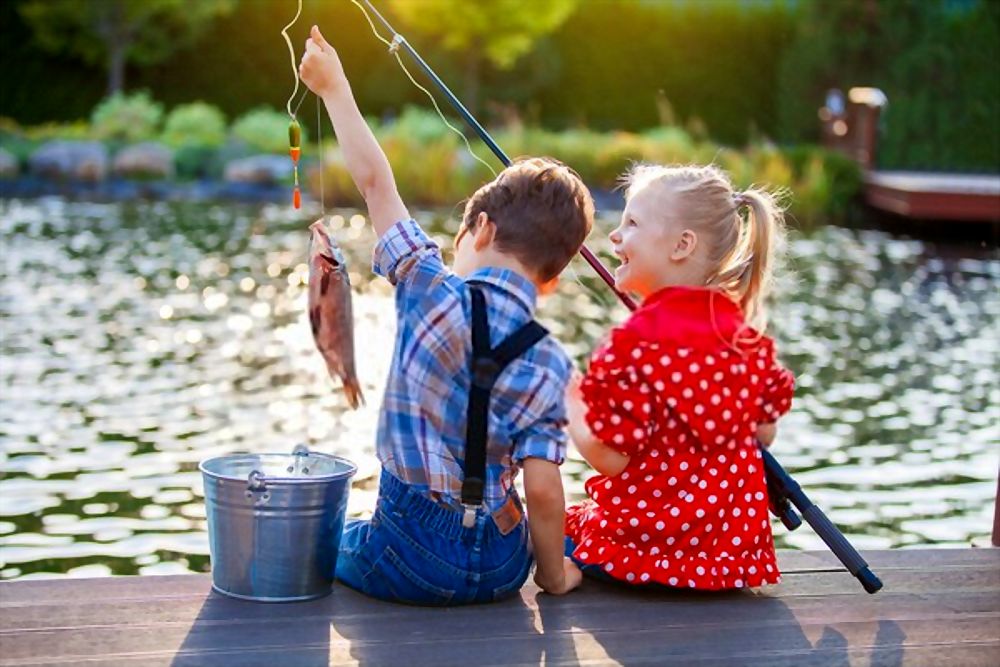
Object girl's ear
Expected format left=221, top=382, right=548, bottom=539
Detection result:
left=670, top=229, right=698, bottom=261
left=472, top=212, right=496, bottom=251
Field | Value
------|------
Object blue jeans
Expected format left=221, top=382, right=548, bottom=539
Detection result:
left=336, top=470, right=532, bottom=606
left=564, top=536, right=619, bottom=584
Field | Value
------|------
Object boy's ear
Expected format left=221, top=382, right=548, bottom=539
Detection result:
left=472, top=212, right=496, bottom=251
left=538, top=276, right=559, bottom=296
left=671, top=229, right=698, bottom=261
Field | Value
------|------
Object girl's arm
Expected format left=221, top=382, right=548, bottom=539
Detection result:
left=756, top=421, right=777, bottom=447
left=565, top=372, right=630, bottom=477
left=299, top=25, right=408, bottom=238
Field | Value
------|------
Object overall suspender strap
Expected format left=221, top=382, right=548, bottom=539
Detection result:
left=462, top=287, right=548, bottom=524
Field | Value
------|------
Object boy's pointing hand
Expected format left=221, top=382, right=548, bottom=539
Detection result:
left=299, top=25, right=347, bottom=99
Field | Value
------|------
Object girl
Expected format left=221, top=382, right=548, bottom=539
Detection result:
left=564, top=164, right=794, bottom=590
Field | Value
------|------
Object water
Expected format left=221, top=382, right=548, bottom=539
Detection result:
left=1, top=198, right=997, bottom=580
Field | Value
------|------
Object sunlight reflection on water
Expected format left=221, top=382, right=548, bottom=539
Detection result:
left=1, top=198, right=997, bottom=579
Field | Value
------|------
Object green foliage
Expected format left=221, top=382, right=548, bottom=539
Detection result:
left=232, top=107, right=307, bottom=154
left=6, top=0, right=993, bottom=172
left=390, top=0, right=578, bottom=70
left=91, top=91, right=163, bottom=143
left=19, top=0, right=234, bottom=93
left=161, top=103, right=226, bottom=149
left=777, top=0, right=1000, bottom=171
left=173, top=144, right=219, bottom=180
left=1, top=0, right=791, bottom=145
left=318, top=105, right=861, bottom=227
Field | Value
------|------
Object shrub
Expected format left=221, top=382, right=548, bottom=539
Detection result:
left=90, top=91, right=164, bottom=143
left=161, top=102, right=226, bottom=149
left=777, top=0, right=999, bottom=172
left=232, top=107, right=305, bottom=154
left=314, top=110, right=861, bottom=226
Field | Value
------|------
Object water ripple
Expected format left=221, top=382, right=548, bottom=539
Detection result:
left=1, top=198, right=997, bottom=579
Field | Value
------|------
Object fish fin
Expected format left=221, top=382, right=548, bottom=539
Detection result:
left=309, top=307, right=321, bottom=336
left=320, top=270, right=332, bottom=295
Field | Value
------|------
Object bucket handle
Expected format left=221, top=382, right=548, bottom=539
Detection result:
left=247, top=445, right=312, bottom=491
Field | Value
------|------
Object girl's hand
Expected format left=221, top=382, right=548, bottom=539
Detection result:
left=756, top=422, right=777, bottom=448
left=564, top=370, right=588, bottom=438
left=299, top=25, right=348, bottom=99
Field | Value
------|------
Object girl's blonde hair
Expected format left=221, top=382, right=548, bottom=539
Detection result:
left=623, top=164, right=786, bottom=330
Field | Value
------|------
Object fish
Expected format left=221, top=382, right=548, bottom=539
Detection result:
left=308, top=219, right=364, bottom=409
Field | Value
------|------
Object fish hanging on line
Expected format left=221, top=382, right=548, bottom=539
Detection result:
left=308, top=219, right=364, bottom=409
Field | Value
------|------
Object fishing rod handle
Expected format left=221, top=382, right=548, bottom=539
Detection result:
left=801, top=504, right=883, bottom=593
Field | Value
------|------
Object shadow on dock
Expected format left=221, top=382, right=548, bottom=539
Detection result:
left=168, top=579, right=907, bottom=666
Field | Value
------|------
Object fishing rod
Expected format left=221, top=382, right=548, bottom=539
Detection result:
left=357, top=0, right=635, bottom=310
left=358, top=0, right=882, bottom=594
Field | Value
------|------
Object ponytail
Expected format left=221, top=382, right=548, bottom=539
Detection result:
left=709, top=188, right=785, bottom=329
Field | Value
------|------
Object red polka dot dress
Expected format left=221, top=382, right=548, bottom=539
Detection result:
left=565, top=286, right=795, bottom=590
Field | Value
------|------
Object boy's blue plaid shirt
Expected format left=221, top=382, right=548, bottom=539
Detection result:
left=371, top=219, right=570, bottom=511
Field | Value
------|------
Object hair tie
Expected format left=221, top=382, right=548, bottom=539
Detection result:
left=733, top=192, right=749, bottom=208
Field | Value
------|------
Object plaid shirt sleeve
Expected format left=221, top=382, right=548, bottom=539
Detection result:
left=372, top=218, right=446, bottom=288
left=511, top=359, right=570, bottom=466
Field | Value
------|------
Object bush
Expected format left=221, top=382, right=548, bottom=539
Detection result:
left=777, top=0, right=999, bottom=172
left=173, top=144, right=220, bottom=180
left=316, top=107, right=862, bottom=226
left=91, top=91, right=164, bottom=143
left=161, top=102, right=226, bottom=149
left=231, top=107, right=305, bottom=154
left=21, top=121, right=91, bottom=142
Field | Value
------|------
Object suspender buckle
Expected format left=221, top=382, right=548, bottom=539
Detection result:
left=461, top=476, right=485, bottom=528
left=461, top=504, right=478, bottom=528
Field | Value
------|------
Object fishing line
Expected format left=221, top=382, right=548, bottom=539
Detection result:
left=317, top=94, right=327, bottom=220
left=349, top=0, right=496, bottom=177
left=281, top=0, right=303, bottom=118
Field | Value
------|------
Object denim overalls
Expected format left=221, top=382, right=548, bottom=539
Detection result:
left=336, top=287, right=548, bottom=605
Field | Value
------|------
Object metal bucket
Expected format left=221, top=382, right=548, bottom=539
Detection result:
left=199, top=445, right=356, bottom=602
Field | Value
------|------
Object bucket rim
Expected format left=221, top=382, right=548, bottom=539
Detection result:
left=198, top=451, right=358, bottom=484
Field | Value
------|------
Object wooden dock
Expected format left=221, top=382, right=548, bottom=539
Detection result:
left=1, top=548, right=998, bottom=666
left=864, top=171, right=1000, bottom=223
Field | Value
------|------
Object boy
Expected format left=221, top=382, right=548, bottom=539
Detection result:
left=299, top=26, right=590, bottom=604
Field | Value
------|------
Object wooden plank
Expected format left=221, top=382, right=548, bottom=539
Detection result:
left=1, top=614, right=998, bottom=667
left=0, top=582, right=1000, bottom=641
left=1, top=549, right=998, bottom=667
left=866, top=171, right=1000, bottom=195
left=864, top=171, right=1000, bottom=222
left=2, top=549, right=993, bottom=608
left=0, top=549, right=989, bottom=607
left=2, top=577, right=998, bottom=658
left=2, top=562, right=998, bottom=629
left=778, top=548, right=1000, bottom=572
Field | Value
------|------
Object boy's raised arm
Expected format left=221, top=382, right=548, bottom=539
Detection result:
left=299, top=25, right=408, bottom=238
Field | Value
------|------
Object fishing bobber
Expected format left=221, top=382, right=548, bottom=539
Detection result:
left=289, top=117, right=302, bottom=209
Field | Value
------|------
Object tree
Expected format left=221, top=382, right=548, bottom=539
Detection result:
left=388, top=0, right=578, bottom=113
left=19, top=0, right=234, bottom=96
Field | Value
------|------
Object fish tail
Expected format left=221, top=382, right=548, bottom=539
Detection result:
left=343, top=376, right=365, bottom=410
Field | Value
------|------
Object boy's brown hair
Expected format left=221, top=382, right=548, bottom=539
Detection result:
left=462, top=157, right=594, bottom=282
